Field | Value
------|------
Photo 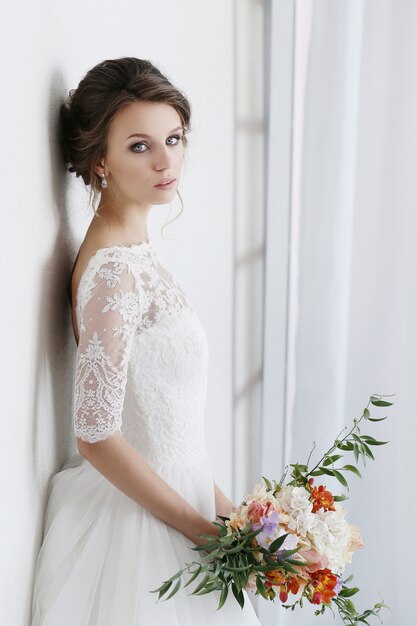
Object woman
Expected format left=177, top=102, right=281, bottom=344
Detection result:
left=31, top=57, right=262, bottom=625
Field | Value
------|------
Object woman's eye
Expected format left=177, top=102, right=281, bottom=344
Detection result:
left=130, top=142, right=147, bottom=153
left=167, top=134, right=182, bottom=145
left=129, top=134, right=183, bottom=153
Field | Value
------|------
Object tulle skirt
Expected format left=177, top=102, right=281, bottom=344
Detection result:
left=30, top=450, right=262, bottom=625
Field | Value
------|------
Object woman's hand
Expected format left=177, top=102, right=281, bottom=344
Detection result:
left=189, top=519, right=221, bottom=554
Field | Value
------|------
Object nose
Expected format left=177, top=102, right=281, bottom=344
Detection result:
left=153, top=143, right=177, bottom=171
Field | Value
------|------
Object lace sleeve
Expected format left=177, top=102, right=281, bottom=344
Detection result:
left=73, top=258, right=140, bottom=443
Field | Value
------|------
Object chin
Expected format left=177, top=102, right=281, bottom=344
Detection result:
left=152, top=188, right=178, bottom=199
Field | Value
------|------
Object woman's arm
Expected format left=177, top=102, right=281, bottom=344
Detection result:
left=213, top=479, right=239, bottom=519
left=78, top=433, right=220, bottom=546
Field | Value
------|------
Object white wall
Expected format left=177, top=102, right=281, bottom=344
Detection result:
left=0, top=1, right=245, bottom=624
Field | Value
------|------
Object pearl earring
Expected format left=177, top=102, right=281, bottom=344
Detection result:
left=100, top=174, right=108, bottom=189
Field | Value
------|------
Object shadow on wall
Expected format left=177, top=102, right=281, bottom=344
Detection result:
left=29, top=68, right=80, bottom=620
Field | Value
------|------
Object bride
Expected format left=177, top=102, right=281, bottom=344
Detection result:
left=30, top=57, right=262, bottom=625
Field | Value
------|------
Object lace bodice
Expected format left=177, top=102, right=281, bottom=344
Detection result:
left=73, top=241, right=210, bottom=468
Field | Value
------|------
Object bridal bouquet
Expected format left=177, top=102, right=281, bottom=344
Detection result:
left=151, top=393, right=391, bottom=625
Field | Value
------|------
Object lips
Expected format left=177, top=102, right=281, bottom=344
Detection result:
left=155, top=177, right=175, bottom=187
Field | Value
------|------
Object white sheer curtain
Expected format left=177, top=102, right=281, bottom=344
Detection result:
left=260, top=1, right=417, bottom=625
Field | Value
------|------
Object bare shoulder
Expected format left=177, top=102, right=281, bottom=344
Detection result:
left=72, top=220, right=117, bottom=282
left=71, top=238, right=103, bottom=289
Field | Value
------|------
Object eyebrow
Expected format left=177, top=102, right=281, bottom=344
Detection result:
left=125, top=126, right=183, bottom=140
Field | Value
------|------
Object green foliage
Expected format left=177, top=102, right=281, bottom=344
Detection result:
left=286, top=393, right=393, bottom=492
left=332, top=581, right=390, bottom=625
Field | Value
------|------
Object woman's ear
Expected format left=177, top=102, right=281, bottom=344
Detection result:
left=93, top=160, right=106, bottom=178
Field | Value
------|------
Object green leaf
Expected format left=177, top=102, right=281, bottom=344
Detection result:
left=194, top=581, right=222, bottom=595
left=333, top=470, right=349, bottom=489
left=149, top=578, right=172, bottom=596
left=362, top=442, right=375, bottom=459
left=269, top=533, right=288, bottom=553
left=336, top=441, right=354, bottom=451
left=256, top=575, right=269, bottom=600
left=253, top=563, right=288, bottom=572
left=285, top=558, right=307, bottom=566
left=223, top=563, right=252, bottom=572
left=277, top=561, right=298, bottom=574
left=352, top=433, right=364, bottom=447
left=310, top=469, right=325, bottom=476
left=231, top=582, right=245, bottom=608
left=344, top=599, right=357, bottom=615
left=276, top=548, right=301, bottom=558
left=241, top=524, right=266, bottom=542
left=353, top=443, right=360, bottom=463
left=191, top=572, right=212, bottom=594
left=164, top=576, right=182, bottom=600
left=217, top=583, right=229, bottom=609
left=363, top=408, right=370, bottom=419
left=292, top=465, right=302, bottom=477
left=368, top=415, right=388, bottom=422
left=333, top=494, right=349, bottom=502
left=323, top=454, right=343, bottom=466
left=318, top=466, right=336, bottom=476
left=183, top=564, right=202, bottom=588
left=213, top=560, right=223, bottom=577
left=289, top=463, right=308, bottom=471
left=370, top=399, right=393, bottom=407
left=222, top=542, right=244, bottom=555
left=343, top=464, right=362, bottom=478
left=339, top=586, right=360, bottom=598
left=213, top=521, right=229, bottom=536
left=360, top=436, right=389, bottom=446
left=159, top=569, right=183, bottom=584
left=262, top=476, right=272, bottom=490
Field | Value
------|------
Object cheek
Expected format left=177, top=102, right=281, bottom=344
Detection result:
left=174, top=146, right=185, bottom=166
left=127, top=155, right=146, bottom=175
left=116, top=152, right=147, bottom=180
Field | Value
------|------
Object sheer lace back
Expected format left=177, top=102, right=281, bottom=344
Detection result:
left=73, top=243, right=210, bottom=467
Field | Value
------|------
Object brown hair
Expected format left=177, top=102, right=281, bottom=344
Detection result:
left=59, top=57, right=192, bottom=227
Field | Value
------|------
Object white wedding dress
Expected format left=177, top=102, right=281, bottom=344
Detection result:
left=31, top=239, right=262, bottom=625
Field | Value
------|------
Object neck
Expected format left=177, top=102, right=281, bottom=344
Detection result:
left=94, top=199, right=151, bottom=243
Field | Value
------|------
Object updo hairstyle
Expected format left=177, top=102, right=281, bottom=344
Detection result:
left=59, top=57, right=192, bottom=218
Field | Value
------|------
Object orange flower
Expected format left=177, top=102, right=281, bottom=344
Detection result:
left=309, top=568, right=339, bottom=604
left=265, top=569, right=285, bottom=586
left=310, top=484, right=336, bottom=513
left=265, top=571, right=301, bottom=604
left=287, top=576, right=300, bottom=596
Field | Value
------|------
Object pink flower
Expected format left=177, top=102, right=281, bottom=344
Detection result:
left=297, top=548, right=329, bottom=577
left=247, top=500, right=273, bottom=525
left=349, top=524, right=365, bottom=552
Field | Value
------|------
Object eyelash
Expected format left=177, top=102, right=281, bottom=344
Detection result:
left=129, top=134, right=183, bottom=153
